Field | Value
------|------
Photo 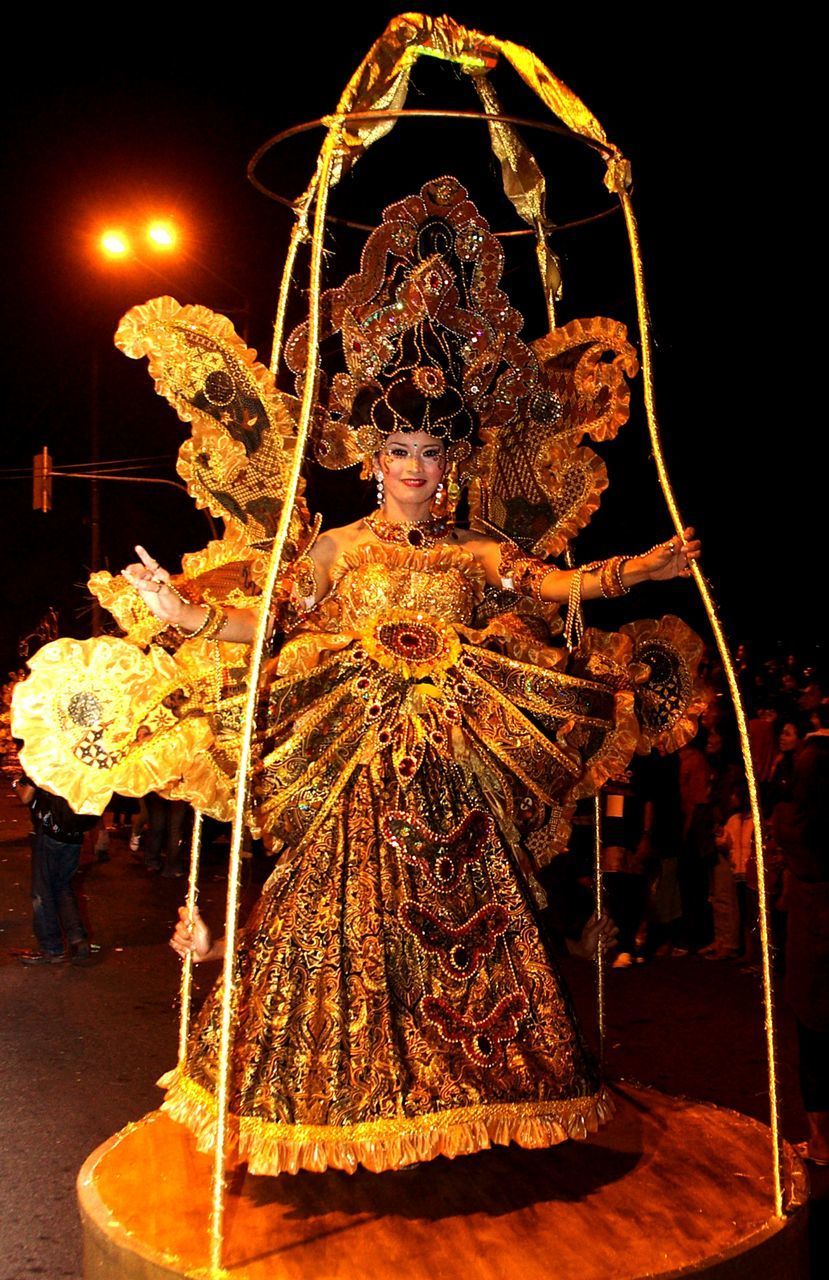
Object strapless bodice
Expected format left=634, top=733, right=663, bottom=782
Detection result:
left=330, top=542, right=486, bottom=628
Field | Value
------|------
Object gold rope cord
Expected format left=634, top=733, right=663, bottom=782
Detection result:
left=617, top=190, right=784, bottom=1219
left=593, top=794, right=605, bottom=1066
left=177, top=809, right=203, bottom=1066
left=208, top=122, right=343, bottom=1279
left=269, top=175, right=318, bottom=377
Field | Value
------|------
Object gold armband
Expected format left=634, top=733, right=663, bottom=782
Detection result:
left=277, top=552, right=317, bottom=623
left=498, top=542, right=555, bottom=602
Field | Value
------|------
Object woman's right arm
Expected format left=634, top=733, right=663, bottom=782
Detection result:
left=122, top=545, right=260, bottom=642
left=122, top=534, right=342, bottom=645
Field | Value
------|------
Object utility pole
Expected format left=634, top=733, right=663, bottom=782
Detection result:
left=32, top=446, right=52, bottom=512
left=90, top=352, right=102, bottom=636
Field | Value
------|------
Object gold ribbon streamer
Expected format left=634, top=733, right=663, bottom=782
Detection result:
left=209, top=121, right=343, bottom=1278
left=470, top=73, right=560, bottom=329
left=618, top=190, right=784, bottom=1219
left=486, top=37, right=610, bottom=152
left=177, top=810, right=203, bottom=1067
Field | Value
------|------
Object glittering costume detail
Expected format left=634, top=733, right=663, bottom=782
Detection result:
left=114, top=296, right=310, bottom=551
left=156, top=542, right=688, bottom=1174
left=469, top=316, right=639, bottom=557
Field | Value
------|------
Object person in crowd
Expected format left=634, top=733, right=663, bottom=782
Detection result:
left=775, top=704, right=829, bottom=1165
left=718, top=785, right=756, bottom=964
left=764, top=720, right=802, bottom=816
left=679, top=739, right=717, bottom=952
left=13, top=774, right=98, bottom=965
left=142, top=794, right=191, bottom=877
left=600, top=768, right=649, bottom=968
left=637, top=746, right=686, bottom=959
left=129, top=797, right=149, bottom=855
left=775, top=671, right=802, bottom=727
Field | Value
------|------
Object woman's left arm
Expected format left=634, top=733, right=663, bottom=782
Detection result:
left=471, top=528, right=701, bottom=603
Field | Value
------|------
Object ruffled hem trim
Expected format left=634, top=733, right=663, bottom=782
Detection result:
left=10, top=636, right=217, bottom=816
left=158, top=1068, right=615, bottom=1176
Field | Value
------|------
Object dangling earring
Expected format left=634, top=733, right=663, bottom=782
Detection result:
left=431, top=479, right=445, bottom=518
left=445, top=461, right=461, bottom=529
left=375, top=471, right=384, bottom=507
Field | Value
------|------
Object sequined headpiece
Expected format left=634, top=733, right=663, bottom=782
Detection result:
left=284, top=176, right=549, bottom=472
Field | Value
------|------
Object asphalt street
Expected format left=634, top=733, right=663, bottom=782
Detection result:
left=1, top=785, right=825, bottom=1279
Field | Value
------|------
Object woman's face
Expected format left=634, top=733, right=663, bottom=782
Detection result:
left=376, top=432, right=446, bottom=505
left=779, top=723, right=799, bottom=751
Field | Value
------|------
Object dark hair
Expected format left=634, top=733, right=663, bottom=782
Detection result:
left=814, top=702, right=829, bottom=730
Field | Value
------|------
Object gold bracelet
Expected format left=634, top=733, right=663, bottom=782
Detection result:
left=175, top=603, right=218, bottom=639
left=202, top=606, right=228, bottom=641
left=613, top=556, right=630, bottom=595
left=598, top=555, right=630, bottom=598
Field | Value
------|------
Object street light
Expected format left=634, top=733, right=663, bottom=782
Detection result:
left=96, top=219, right=181, bottom=263
left=146, top=220, right=177, bottom=250
left=99, top=230, right=131, bottom=258
left=94, top=214, right=248, bottom=338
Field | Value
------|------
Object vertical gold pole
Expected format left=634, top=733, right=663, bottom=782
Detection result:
left=177, top=809, right=203, bottom=1065
left=207, top=120, right=343, bottom=1280
left=593, top=793, right=605, bottom=1065
left=618, top=189, right=784, bottom=1219
left=269, top=183, right=316, bottom=378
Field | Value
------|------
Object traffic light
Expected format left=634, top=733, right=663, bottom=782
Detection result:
left=33, top=447, right=52, bottom=512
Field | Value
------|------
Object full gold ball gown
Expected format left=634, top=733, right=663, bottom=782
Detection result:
left=158, top=538, right=641, bottom=1174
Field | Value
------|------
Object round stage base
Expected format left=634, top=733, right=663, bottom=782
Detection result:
left=78, top=1084, right=809, bottom=1280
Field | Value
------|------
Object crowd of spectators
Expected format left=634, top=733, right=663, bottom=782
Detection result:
left=552, top=644, right=829, bottom=971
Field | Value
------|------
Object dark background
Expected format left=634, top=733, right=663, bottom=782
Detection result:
left=0, top=8, right=802, bottom=673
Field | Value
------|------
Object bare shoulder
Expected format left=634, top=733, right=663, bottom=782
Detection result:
left=449, top=527, right=504, bottom=559
left=311, top=519, right=366, bottom=568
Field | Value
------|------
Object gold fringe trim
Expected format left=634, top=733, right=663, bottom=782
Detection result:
left=158, top=1069, right=615, bottom=1176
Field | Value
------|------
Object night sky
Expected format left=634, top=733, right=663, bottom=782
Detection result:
left=1, top=9, right=800, bottom=675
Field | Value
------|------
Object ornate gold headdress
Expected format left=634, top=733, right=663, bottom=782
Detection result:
left=282, top=174, right=639, bottom=558
left=285, top=175, right=536, bottom=471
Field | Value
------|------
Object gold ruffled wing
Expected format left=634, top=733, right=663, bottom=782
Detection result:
left=469, top=316, right=638, bottom=556
left=10, top=637, right=233, bottom=817
left=620, top=615, right=710, bottom=754
left=114, top=296, right=309, bottom=553
left=12, top=299, right=322, bottom=819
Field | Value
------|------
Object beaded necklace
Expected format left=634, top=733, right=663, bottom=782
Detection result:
left=365, top=511, right=449, bottom=550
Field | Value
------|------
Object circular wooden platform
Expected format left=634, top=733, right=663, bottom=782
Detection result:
left=78, top=1084, right=809, bottom=1280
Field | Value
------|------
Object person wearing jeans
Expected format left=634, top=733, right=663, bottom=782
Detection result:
left=15, top=776, right=97, bottom=965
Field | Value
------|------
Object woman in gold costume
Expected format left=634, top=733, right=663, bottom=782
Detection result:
left=14, top=177, right=703, bottom=1178
left=129, top=435, right=696, bottom=1178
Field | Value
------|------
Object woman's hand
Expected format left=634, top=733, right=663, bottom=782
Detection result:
left=641, top=527, right=701, bottom=581
left=170, top=904, right=215, bottom=963
left=566, top=912, right=619, bottom=960
left=122, top=545, right=187, bottom=626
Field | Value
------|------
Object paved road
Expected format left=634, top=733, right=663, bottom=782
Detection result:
left=1, top=785, right=825, bottom=1278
